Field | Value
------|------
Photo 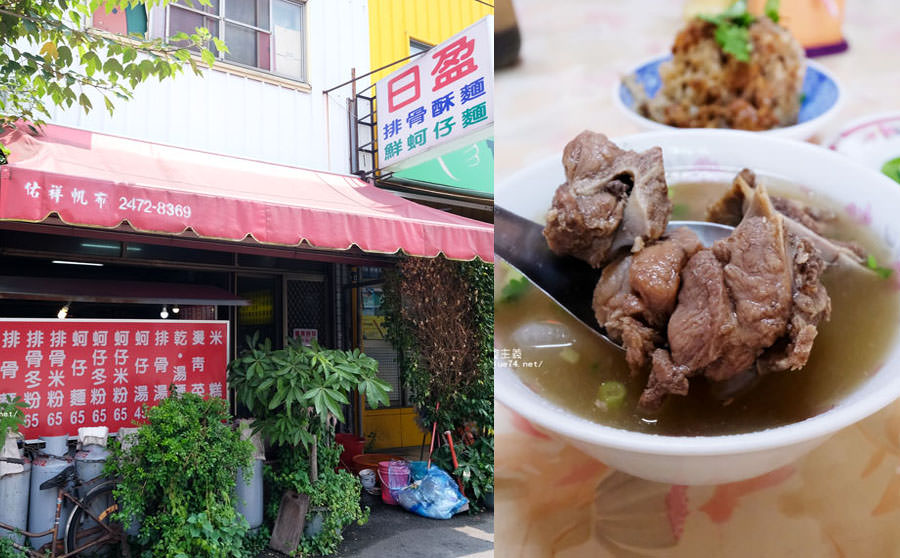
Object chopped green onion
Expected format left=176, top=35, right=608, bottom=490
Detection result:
left=866, top=254, right=894, bottom=279
left=500, top=276, right=530, bottom=303
left=882, top=156, right=900, bottom=185
left=596, top=381, right=627, bottom=411
left=559, top=347, right=580, bottom=364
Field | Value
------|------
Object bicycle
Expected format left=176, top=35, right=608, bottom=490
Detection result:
left=0, top=455, right=130, bottom=558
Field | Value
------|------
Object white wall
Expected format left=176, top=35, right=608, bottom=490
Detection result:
left=47, top=0, right=370, bottom=175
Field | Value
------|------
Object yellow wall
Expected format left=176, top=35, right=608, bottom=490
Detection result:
left=363, top=406, right=431, bottom=450
left=368, top=0, right=494, bottom=83
left=361, top=2, right=491, bottom=449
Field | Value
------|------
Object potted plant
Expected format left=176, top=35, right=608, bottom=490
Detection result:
left=105, top=391, right=254, bottom=557
left=229, top=334, right=391, bottom=555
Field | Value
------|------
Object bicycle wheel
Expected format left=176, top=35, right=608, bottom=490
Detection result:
left=64, top=481, right=129, bottom=558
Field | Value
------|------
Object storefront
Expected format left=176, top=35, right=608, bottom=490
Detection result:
left=350, top=15, right=495, bottom=449
left=0, top=124, right=493, bottom=440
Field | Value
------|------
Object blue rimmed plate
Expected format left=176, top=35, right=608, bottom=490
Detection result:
left=614, top=55, right=843, bottom=141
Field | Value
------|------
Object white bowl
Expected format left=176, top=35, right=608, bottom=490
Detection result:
left=495, top=129, right=900, bottom=485
left=613, top=55, right=843, bottom=141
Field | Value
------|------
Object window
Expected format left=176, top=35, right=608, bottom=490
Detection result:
left=409, top=39, right=431, bottom=57
left=167, top=0, right=306, bottom=81
left=92, top=4, right=148, bottom=35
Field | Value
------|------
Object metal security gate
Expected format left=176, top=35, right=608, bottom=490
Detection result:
left=285, top=275, right=332, bottom=347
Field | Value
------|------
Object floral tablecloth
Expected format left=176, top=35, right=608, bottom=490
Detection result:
left=495, top=1, right=900, bottom=556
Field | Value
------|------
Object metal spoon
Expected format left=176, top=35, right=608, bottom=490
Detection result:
left=495, top=205, right=735, bottom=349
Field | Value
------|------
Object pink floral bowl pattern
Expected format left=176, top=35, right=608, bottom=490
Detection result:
left=827, top=111, right=900, bottom=185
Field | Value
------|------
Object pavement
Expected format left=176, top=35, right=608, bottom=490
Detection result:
left=335, top=491, right=494, bottom=558
left=258, top=445, right=494, bottom=558
left=258, top=492, right=494, bottom=558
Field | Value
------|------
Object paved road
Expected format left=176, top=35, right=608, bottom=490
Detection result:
left=259, top=491, right=494, bottom=558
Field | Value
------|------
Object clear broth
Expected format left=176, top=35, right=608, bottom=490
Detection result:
left=496, top=181, right=900, bottom=436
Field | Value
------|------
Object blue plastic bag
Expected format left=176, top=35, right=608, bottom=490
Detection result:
left=408, top=460, right=429, bottom=482
left=395, top=465, right=468, bottom=519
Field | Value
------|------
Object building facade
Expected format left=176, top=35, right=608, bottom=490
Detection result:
left=51, top=0, right=371, bottom=173
left=360, top=0, right=493, bottom=450
left=0, top=0, right=493, bottom=447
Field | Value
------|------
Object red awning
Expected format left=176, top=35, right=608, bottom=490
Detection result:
left=0, top=125, right=493, bottom=262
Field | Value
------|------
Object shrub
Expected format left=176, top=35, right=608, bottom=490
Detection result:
left=0, top=538, right=24, bottom=558
left=265, top=440, right=368, bottom=556
left=106, top=391, right=254, bottom=558
left=230, top=338, right=385, bottom=555
left=228, top=336, right=390, bottom=448
left=382, top=257, right=494, bottom=508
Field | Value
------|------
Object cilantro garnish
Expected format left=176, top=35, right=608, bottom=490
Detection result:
left=765, top=0, right=781, bottom=22
left=699, top=0, right=781, bottom=62
left=715, top=24, right=752, bottom=62
left=500, top=276, right=531, bottom=303
left=867, top=254, right=894, bottom=280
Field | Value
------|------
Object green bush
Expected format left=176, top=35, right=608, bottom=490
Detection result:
left=230, top=338, right=382, bottom=556
left=432, top=435, right=494, bottom=509
left=228, top=335, right=390, bottom=448
left=0, top=538, right=25, bottom=558
left=265, top=441, right=368, bottom=556
left=105, top=391, right=254, bottom=558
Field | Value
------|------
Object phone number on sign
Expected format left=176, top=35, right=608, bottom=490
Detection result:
left=119, top=197, right=192, bottom=218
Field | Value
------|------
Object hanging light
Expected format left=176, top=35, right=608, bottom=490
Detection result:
left=160, top=306, right=169, bottom=319
left=57, top=303, right=70, bottom=320
left=172, top=305, right=180, bottom=314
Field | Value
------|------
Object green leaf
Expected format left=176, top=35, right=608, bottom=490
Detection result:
left=765, top=0, right=780, bottom=22
left=57, top=45, right=73, bottom=67
left=257, top=377, right=275, bottom=392
left=267, top=389, right=286, bottom=410
left=499, top=276, right=530, bottom=303
left=323, top=392, right=345, bottom=420
left=102, top=57, right=123, bottom=75
left=200, top=48, right=216, bottom=67
left=212, top=37, right=229, bottom=54
left=715, top=23, right=751, bottom=61
left=327, top=388, right=350, bottom=405
left=78, top=93, right=92, bottom=113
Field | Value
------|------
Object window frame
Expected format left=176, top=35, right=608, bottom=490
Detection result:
left=165, top=0, right=307, bottom=83
left=409, top=38, right=432, bottom=56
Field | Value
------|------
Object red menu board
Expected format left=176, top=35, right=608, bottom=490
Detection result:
left=0, top=319, right=229, bottom=438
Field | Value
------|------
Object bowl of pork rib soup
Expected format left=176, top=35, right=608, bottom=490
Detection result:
left=495, top=129, right=900, bottom=485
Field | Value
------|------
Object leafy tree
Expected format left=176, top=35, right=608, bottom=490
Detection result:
left=0, top=0, right=226, bottom=156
